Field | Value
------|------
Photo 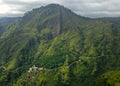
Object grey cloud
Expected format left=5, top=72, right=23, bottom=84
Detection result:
left=0, top=13, right=23, bottom=18
left=2, top=0, right=29, bottom=5
left=60, top=0, right=120, bottom=18
left=0, top=0, right=120, bottom=18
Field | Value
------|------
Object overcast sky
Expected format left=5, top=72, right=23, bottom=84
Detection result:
left=0, top=0, right=120, bottom=18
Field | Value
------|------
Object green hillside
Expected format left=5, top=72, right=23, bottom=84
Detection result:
left=0, top=4, right=120, bottom=86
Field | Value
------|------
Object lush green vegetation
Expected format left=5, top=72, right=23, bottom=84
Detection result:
left=0, top=4, right=120, bottom=86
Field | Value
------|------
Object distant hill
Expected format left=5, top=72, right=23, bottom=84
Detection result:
left=96, top=17, right=120, bottom=22
left=0, top=17, right=19, bottom=24
left=0, top=17, right=20, bottom=36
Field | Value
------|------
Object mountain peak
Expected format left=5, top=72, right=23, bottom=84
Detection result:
left=46, top=3, right=63, bottom=7
left=21, top=4, right=86, bottom=35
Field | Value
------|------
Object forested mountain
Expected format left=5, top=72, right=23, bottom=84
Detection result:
left=0, top=4, right=120, bottom=86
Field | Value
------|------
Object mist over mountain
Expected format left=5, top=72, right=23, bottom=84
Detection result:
left=0, top=4, right=120, bottom=86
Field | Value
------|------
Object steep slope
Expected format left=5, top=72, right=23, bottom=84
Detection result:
left=0, top=4, right=120, bottom=86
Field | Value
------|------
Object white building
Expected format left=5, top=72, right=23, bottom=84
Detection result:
left=28, top=65, right=44, bottom=72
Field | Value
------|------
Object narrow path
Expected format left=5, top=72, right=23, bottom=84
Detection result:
left=42, top=54, right=120, bottom=71
left=27, top=54, right=120, bottom=72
